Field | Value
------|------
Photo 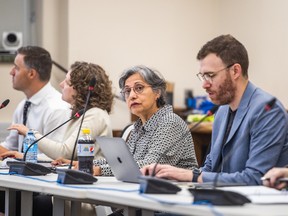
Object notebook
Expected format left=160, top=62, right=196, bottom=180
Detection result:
left=96, top=136, right=142, bottom=183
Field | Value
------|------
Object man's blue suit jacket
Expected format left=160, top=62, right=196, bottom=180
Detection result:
left=202, top=82, right=288, bottom=185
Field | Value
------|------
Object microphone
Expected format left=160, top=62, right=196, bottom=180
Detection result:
left=56, top=77, right=98, bottom=184
left=265, top=97, right=276, bottom=111
left=88, top=77, right=96, bottom=91
left=23, top=109, right=85, bottom=161
left=68, top=77, right=95, bottom=170
left=7, top=109, right=84, bottom=176
left=0, top=99, right=10, bottom=109
left=190, top=98, right=278, bottom=205
left=139, top=131, right=193, bottom=194
left=139, top=154, right=182, bottom=194
left=190, top=105, right=219, bottom=131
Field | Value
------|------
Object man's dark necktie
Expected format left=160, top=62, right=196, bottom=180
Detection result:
left=23, top=101, right=31, bottom=125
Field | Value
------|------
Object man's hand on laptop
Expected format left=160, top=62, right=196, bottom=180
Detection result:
left=141, top=163, right=194, bottom=182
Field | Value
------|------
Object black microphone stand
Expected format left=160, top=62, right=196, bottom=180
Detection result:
left=0, top=99, right=10, bottom=109
left=56, top=77, right=98, bottom=184
left=190, top=105, right=219, bottom=132
left=138, top=131, right=193, bottom=194
left=7, top=109, right=85, bottom=176
left=23, top=109, right=84, bottom=161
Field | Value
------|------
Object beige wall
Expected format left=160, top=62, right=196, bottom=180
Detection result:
left=0, top=64, right=23, bottom=121
left=1, top=0, right=288, bottom=130
left=66, top=0, right=219, bottom=129
left=218, top=0, right=288, bottom=106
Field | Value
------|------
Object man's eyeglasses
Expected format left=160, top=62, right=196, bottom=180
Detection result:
left=120, top=84, right=151, bottom=99
left=196, top=63, right=234, bottom=83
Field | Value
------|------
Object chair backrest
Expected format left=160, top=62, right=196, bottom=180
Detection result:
left=166, top=81, right=174, bottom=106
left=121, top=124, right=134, bottom=141
left=0, top=122, right=10, bottom=142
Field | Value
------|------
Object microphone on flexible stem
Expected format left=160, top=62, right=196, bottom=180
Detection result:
left=0, top=99, right=10, bottom=109
left=190, top=105, right=219, bottom=132
left=56, top=77, right=98, bottom=184
left=265, top=97, right=276, bottom=111
left=190, top=98, right=278, bottom=206
left=68, top=77, right=95, bottom=170
left=7, top=109, right=85, bottom=176
left=23, top=110, right=85, bottom=161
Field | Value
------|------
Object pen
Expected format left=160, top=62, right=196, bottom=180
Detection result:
left=261, top=177, right=288, bottom=183
left=261, top=177, right=270, bottom=181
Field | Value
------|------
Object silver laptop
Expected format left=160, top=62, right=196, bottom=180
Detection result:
left=96, top=136, right=142, bottom=183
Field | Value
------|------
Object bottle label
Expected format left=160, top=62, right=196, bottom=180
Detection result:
left=77, top=143, right=95, bottom=156
left=23, top=133, right=38, bottom=163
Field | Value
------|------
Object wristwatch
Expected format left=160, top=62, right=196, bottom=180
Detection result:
left=192, top=168, right=202, bottom=182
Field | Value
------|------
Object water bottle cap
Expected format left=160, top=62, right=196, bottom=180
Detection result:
left=27, top=130, right=34, bottom=135
left=82, top=128, right=90, bottom=134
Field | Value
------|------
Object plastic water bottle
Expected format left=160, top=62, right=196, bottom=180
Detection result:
left=77, top=128, right=95, bottom=174
left=23, top=130, right=38, bottom=163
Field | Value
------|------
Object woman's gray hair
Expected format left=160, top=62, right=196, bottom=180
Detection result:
left=119, top=65, right=167, bottom=107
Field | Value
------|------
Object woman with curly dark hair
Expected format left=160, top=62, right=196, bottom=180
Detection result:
left=5, top=61, right=114, bottom=160
left=68, top=61, right=113, bottom=116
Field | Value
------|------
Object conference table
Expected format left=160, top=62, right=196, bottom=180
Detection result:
left=1, top=169, right=288, bottom=216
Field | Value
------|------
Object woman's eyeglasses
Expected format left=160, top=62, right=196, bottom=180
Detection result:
left=120, top=84, right=151, bottom=99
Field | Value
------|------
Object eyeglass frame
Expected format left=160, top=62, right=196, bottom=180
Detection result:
left=196, top=63, right=235, bottom=83
left=120, top=83, right=152, bottom=99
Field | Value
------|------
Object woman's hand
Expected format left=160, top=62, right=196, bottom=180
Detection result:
left=51, top=158, right=101, bottom=176
left=8, top=124, right=29, bottom=136
left=93, top=166, right=101, bottom=176
left=141, top=163, right=193, bottom=182
left=0, top=151, right=23, bottom=160
left=51, top=157, right=74, bottom=166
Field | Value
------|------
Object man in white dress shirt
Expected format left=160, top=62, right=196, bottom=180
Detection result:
left=0, top=46, right=70, bottom=157
left=0, top=46, right=70, bottom=216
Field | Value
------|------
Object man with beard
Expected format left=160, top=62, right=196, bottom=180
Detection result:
left=141, top=34, right=288, bottom=185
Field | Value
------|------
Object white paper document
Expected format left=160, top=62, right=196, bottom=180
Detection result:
left=220, top=186, right=288, bottom=204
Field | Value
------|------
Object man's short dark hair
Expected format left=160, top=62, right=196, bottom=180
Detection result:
left=197, top=34, right=249, bottom=78
left=17, top=46, right=52, bottom=81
